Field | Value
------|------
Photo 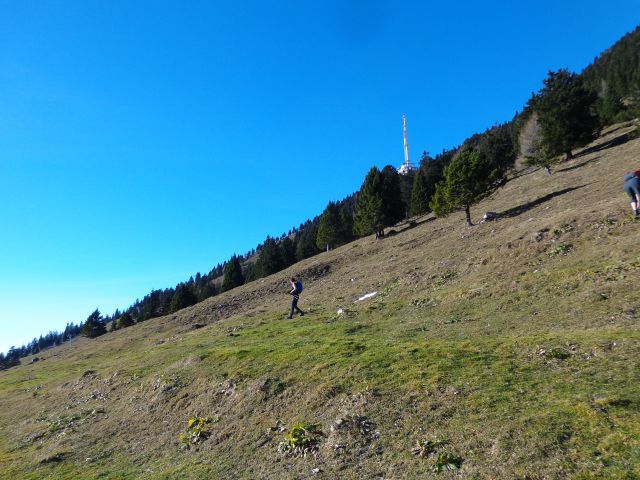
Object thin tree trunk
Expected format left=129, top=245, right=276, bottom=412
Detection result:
left=465, top=205, right=473, bottom=227
left=566, top=150, right=573, bottom=160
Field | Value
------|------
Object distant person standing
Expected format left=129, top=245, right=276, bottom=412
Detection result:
left=623, top=171, right=640, bottom=218
left=287, top=277, right=304, bottom=319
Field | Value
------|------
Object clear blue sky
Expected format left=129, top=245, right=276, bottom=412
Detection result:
left=0, top=1, right=638, bottom=353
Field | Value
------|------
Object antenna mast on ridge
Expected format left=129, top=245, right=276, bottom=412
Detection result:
left=398, top=114, right=416, bottom=175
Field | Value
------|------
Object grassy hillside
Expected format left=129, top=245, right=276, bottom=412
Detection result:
left=1, top=122, right=639, bottom=479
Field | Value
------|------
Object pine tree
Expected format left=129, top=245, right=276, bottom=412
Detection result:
left=196, top=277, right=217, bottom=301
left=140, top=290, right=160, bottom=321
left=295, top=222, right=320, bottom=261
left=338, top=204, right=354, bottom=243
left=535, top=69, right=600, bottom=160
left=116, top=312, right=135, bottom=329
left=398, top=170, right=415, bottom=218
left=380, top=165, right=405, bottom=226
left=279, top=237, right=296, bottom=267
left=82, top=309, right=107, bottom=338
left=410, top=167, right=431, bottom=216
left=581, top=26, right=640, bottom=124
left=255, top=237, right=284, bottom=277
left=170, top=284, right=198, bottom=313
left=316, top=202, right=343, bottom=251
left=478, top=122, right=517, bottom=176
left=353, top=167, right=385, bottom=237
left=1, top=348, right=20, bottom=369
left=221, top=255, right=245, bottom=292
left=430, top=147, right=497, bottom=226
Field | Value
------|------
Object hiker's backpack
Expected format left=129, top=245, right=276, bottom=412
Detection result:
left=295, top=280, right=303, bottom=294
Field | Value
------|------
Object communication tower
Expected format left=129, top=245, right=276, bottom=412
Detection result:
left=397, top=114, right=417, bottom=175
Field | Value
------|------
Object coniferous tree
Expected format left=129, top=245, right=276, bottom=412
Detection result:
left=478, top=122, right=517, bottom=176
left=535, top=69, right=600, bottom=160
left=116, top=312, right=135, bottom=329
left=295, top=222, right=320, bottom=261
left=243, top=263, right=257, bottom=283
left=316, top=202, right=343, bottom=251
left=221, top=255, right=245, bottom=292
left=82, top=309, right=107, bottom=338
left=255, top=237, right=284, bottom=277
left=410, top=166, right=431, bottom=216
left=0, top=347, right=20, bottom=369
left=279, top=236, right=296, bottom=268
left=196, top=278, right=218, bottom=301
left=581, top=26, right=640, bottom=124
left=411, top=151, right=449, bottom=216
left=380, top=165, right=405, bottom=227
left=160, top=289, right=174, bottom=316
left=430, top=147, right=497, bottom=226
left=398, top=170, right=415, bottom=218
left=338, top=204, right=354, bottom=243
left=170, top=284, right=198, bottom=313
left=140, top=290, right=160, bottom=321
left=353, top=167, right=385, bottom=237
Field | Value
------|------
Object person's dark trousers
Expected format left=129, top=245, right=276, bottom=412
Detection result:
left=289, top=296, right=303, bottom=318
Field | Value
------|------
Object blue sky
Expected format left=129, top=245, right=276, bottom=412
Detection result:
left=0, top=1, right=638, bottom=353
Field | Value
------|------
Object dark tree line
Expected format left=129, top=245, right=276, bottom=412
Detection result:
left=0, top=322, right=82, bottom=370
left=582, top=25, right=640, bottom=125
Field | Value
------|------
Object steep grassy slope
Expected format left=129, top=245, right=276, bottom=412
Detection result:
left=1, top=122, right=639, bottom=479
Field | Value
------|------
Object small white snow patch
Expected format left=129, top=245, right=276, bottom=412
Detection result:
left=356, top=292, right=378, bottom=302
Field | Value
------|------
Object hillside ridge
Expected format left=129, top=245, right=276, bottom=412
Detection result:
left=1, top=122, right=639, bottom=479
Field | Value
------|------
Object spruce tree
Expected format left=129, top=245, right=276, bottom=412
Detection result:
left=255, top=237, right=284, bottom=277
left=197, top=279, right=218, bottom=301
left=295, top=222, right=320, bottom=261
left=82, top=309, right=107, bottom=338
left=380, top=165, right=405, bottom=226
left=410, top=167, right=431, bottom=216
left=243, top=264, right=257, bottom=283
left=338, top=205, right=354, bottom=243
left=170, top=284, right=198, bottom=313
left=353, top=167, right=385, bottom=237
left=398, top=170, right=415, bottom=217
left=430, top=147, right=497, bottom=226
left=535, top=69, right=599, bottom=160
left=478, top=122, right=517, bottom=176
left=116, top=312, right=135, bottom=329
left=581, top=26, right=640, bottom=124
left=279, top=236, right=296, bottom=268
left=221, top=255, right=245, bottom=292
left=316, top=202, right=342, bottom=251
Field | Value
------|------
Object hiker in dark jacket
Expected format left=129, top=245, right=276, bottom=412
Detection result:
left=287, top=277, right=304, bottom=319
left=623, top=171, right=640, bottom=218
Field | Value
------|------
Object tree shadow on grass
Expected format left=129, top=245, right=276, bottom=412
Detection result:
left=556, top=156, right=601, bottom=173
left=498, top=185, right=587, bottom=219
left=387, top=215, right=435, bottom=237
left=573, top=130, right=636, bottom=159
